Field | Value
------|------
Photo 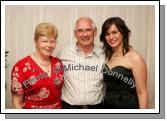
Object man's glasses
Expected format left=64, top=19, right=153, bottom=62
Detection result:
left=75, top=28, right=94, bottom=34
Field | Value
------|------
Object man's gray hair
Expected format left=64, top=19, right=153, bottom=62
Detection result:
left=74, top=17, right=96, bottom=31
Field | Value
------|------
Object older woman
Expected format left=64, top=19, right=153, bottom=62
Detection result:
left=100, top=17, right=148, bottom=109
left=11, top=23, right=64, bottom=109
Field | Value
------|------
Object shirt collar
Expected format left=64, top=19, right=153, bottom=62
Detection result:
left=74, top=43, right=101, bottom=57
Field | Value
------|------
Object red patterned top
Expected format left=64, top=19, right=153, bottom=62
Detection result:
left=11, top=56, right=64, bottom=109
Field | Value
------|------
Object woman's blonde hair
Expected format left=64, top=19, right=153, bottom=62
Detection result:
left=34, top=23, right=58, bottom=41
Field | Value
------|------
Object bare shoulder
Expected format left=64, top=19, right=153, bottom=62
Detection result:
left=126, top=48, right=145, bottom=64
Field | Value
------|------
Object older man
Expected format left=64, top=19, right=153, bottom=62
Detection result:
left=58, top=17, right=105, bottom=109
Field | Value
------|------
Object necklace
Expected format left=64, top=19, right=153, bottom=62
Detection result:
left=109, top=55, right=122, bottom=63
left=34, top=53, right=51, bottom=66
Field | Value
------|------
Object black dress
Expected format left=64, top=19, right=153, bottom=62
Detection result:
left=102, top=64, right=139, bottom=109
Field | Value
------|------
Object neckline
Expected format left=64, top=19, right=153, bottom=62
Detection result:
left=28, top=55, right=52, bottom=78
left=33, top=53, right=51, bottom=66
left=75, top=44, right=100, bottom=57
left=105, top=64, right=132, bottom=72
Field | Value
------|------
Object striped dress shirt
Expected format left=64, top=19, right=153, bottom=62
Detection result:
left=58, top=44, right=105, bottom=105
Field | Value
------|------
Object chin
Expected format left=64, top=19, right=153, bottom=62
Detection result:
left=109, top=43, right=119, bottom=48
left=109, top=44, right=116, bottom=48
left=84, top=41, right=93, bottom=46
left=44, top=53, right=52, bottom=57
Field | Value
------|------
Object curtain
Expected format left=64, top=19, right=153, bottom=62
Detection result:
left=5, top=5, right=155, bottom=109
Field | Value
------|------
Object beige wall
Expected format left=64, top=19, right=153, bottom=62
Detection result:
left=5, top=5, right=155, bottom=108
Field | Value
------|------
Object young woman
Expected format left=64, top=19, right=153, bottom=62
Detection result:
left=100, top=17, right=148, bottom=109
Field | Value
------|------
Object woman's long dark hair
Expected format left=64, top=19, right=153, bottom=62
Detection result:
left=100, top=17, right=131, bottom=60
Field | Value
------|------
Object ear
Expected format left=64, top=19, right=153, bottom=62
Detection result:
left=74, top=30, right=77, bottom=38
left=34, top=39, right=37, bottom=44
left=34, top=39, right=38, bottom=49
left=94, top=27, right=97, bottom=37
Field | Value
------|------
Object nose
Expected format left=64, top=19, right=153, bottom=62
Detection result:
left=108, top=33, right=114, bottom=39
left=47, top=41, right=55, bottom=47
left=83, top=30, right=88, bottom=36
left=47, top=41, right=52, bottom=46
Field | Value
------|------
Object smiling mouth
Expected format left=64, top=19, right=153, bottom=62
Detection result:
left=81, top=37, right=90, bottom=41
left=109, top=40, right=116, bottom=44
left=45, top=49, right=53, bottom=52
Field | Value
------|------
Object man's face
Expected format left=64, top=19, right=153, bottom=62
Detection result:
left=74, top=19, right=97, bottom=47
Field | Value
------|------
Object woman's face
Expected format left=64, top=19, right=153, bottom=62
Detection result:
left=105, top=24, right=123, bottom=49
left=35, top=36, right=56, bottom=57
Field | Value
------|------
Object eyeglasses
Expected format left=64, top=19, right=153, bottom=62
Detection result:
left=40, top=40, right=57, bottom=44
left=75, top=28, right=94, bottom=34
